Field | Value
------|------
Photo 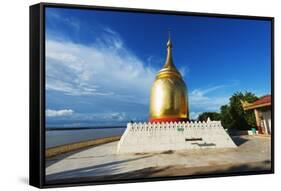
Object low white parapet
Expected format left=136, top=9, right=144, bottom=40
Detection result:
left=117, top=119, right=237, bottom=154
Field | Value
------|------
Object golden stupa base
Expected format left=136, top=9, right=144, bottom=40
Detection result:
left=149, top=117, right=188, bottom=123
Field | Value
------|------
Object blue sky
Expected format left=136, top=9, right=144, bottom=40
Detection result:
left=45, top=7, right=271, bottom=127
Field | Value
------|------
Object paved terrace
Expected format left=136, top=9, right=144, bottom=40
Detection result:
left=46, top=135, right=271, bottom=184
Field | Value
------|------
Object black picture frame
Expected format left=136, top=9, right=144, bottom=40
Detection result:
left=30, top=2, right=275, bottom=188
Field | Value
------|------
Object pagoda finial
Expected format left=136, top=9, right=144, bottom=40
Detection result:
left=163, top=29, right=174, bottom=68
left=167, top=29, right=172, bottom=48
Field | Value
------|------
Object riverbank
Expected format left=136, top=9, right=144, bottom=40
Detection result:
left=46, top=127, right=125, bottom=148
left=46, top=136, right=121, bottom=158
left=46, top=126, right=125, bottom=131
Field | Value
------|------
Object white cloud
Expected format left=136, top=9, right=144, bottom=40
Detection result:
left=46, top=109, right=74, bottom=117
left=189, top=85, right=229, bottom=112
left=190, top=112, right=200, bottom=120
left=47, top=10, right=80, bottom=31
left=179, top=66, right=189, bottom=77
left=71, top=112, right=128, bottom=121
left=46, top=111, right=138, bottom=127
left=105, top=112, right=127, bottom=121
left=46, top=29, right=156, bottom=104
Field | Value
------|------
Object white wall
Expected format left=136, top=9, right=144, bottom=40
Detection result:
left=0, top=0, right=279, bottom=191
left=261, top=110, right=271, bottom=134
left=117, top=121, right=236, bottom=153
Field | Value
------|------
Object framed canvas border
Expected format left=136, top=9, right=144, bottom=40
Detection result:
left=29, top=2, right=275, bottom=188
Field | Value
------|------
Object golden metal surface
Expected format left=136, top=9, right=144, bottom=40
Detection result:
left=149, top=36, right=189, bottom=120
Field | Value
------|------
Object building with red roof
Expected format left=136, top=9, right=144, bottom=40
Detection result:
left=242, top=95, right=271, bottom=134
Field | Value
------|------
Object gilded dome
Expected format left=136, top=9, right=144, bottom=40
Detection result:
left=149, top=36, right=189, bottom=122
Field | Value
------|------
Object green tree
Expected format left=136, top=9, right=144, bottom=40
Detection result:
left=198, top=112, right=220, bottom=121
left=220, top=92, right=258, bottom=130
left=220, top=105, right=233, bottom=129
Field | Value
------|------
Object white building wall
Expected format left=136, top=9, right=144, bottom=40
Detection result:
left=261, top=110, right=271, bottom=134
left=117, top=120, right=237, bottom=154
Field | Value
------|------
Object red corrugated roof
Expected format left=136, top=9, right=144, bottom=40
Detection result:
left=251, top=95, right=271, bottom=106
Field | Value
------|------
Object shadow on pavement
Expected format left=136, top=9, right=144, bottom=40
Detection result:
left=231, top=136, right=249, bottom=146
left=46, top=160, right=271, bottom=185
left=46, top=154, right=152, bottom=182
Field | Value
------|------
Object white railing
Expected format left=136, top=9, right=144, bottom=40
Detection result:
left=126, top=120, right=222, bottom=132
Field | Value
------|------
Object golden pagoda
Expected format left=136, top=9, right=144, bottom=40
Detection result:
left=149, top=35, right=189, bottom=122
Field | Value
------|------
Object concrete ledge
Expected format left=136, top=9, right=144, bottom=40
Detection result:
left=46, top=136, right=121, bottom=158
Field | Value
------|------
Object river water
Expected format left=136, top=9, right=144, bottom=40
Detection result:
left=45, top=127, right=126, bottom=148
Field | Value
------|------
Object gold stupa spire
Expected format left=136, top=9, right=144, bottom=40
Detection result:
left=163, top=30, right=176, bottom=69
left=149, top=32, right=189, bottom=122
left=156, top=32, right=181, bottom=80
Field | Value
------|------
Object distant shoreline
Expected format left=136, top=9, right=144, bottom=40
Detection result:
left=46, top=126, right=126, bottom=131
left=46, top=136, right=121, bottom=158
